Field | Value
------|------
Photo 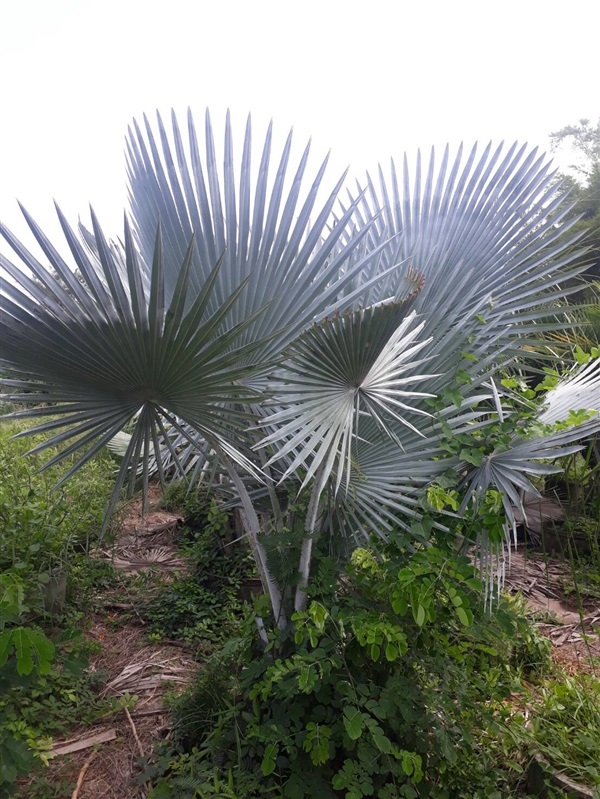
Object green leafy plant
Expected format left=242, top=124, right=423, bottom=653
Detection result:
left=0, top=571, right=56, bottom=792
left=144, top=515, right=255, bottom=654
left=156, top=537, right=549, bottom=799
left=0, top=420, right=114, bottom=605
left=140, top=744, right=271, bottom=799
left=15, top=775, right=76, bottom=799
left=0, top=621, right=122, bottom=796
left=0, top=423, right=119, bottom=796
left=0, top=573, right=115, bottom=794
left=0, top=573, right=55, bottom=676
left=145, top=575, right=243, bottom=652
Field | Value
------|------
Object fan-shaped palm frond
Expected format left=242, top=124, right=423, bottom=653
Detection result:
left=459, top=428, right=594, bottom=524
left=334, top=144, right=589, bottom=385
left=125, top=109, right=396, bottom=361
left=540, top=355, right=600, bottom=424
left=0, top=215, right=267, bottom=517
left=258, top=304, right=437, bottom=491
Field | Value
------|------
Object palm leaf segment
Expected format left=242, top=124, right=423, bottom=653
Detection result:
left=126, top=109, right=392, bottom=361
left=258, top=301, right=438, bottom=491
left=0, top=214, right=267, bottom=516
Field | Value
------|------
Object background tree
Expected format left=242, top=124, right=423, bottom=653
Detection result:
left=551, top=118, right=600, bottom=288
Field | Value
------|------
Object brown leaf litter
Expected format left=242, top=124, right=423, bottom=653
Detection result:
left=505, top=548, right=600, bottom=665
left=94, top=483, right=186, bottom=577
left=22, top=622, right=192, bottom=798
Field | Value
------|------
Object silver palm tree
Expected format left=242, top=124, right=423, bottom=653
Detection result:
left=2, top=110, right=599, bottom=630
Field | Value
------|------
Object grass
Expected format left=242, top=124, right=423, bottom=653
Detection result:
left=529, top=674, right=600, bottom=788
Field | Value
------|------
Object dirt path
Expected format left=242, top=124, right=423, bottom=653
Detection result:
left=22, top=489, right=198, bottom=799
left=506, top=549, right=600, bottom=671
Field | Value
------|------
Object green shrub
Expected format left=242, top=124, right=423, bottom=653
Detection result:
left=0, top=420, right=115, bottom=597
left=145, top=575, right=244, bottom=652
left=151, top=537, right=549, bottom=798
left=0, top=571, right=56, bottom=791
left=144, top=513, right=256, bottom=654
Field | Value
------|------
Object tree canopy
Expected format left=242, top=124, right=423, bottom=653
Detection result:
left=551, top=118, right=600, bottom=287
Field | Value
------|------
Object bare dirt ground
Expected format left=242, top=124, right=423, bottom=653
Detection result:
left=506, top=549, right=600, bottom=671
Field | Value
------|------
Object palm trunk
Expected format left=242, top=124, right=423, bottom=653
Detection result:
left=294, top=466, right=327, bottom=613
left=217, top=447, right=287, bottom=631
left=256, top=446, right=285, bottom=534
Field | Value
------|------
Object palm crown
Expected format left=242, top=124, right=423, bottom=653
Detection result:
left=2, top=109, right=599, bottom=629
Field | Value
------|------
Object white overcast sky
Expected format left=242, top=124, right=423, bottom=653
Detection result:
left=1, top=0, right=598, bottom=243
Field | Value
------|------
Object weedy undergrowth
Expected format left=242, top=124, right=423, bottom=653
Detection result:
left=146, top=534, right=552, bottom=798
left=0, top=420, right=119, bottom=796
left=528, top=674, right=600, bottom=790
left=144, top=489, right=256, bottom=655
